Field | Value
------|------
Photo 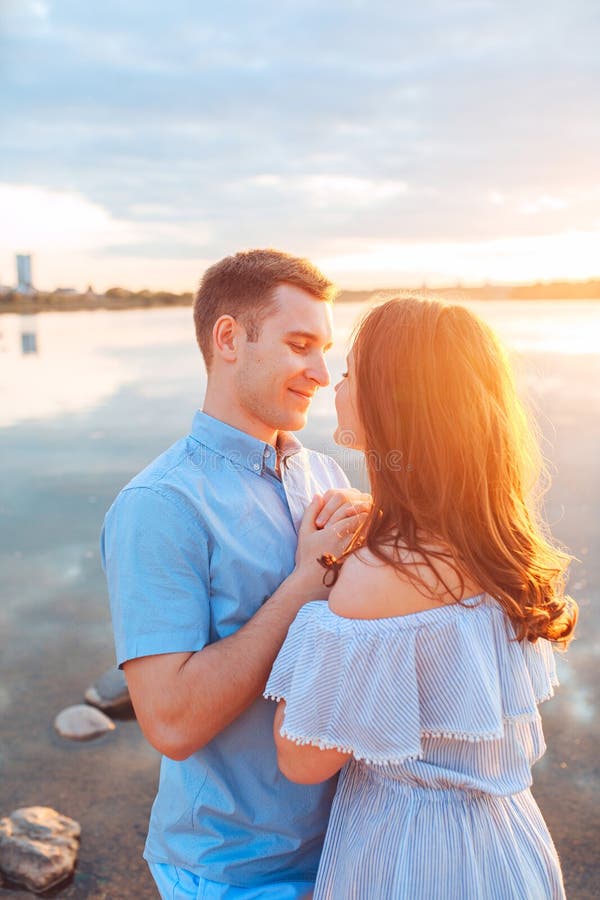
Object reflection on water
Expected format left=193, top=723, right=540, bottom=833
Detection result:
left=21, top=314, right=39, bottom=355
left=0, top=308, right=205, bottom=428
left=1, top=300, right=600, bottom=429
left=460, top=300, right=600, bottom=355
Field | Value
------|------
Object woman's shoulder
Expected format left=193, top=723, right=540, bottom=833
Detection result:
left=328, top=546, right=480, bottom=621
left=327, top=549, right=406, bottom=619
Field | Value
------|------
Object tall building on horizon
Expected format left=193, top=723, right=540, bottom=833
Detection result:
left=16, top=254, right=33, bottom=293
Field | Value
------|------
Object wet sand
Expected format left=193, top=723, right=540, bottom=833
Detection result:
left=1, top=345, right=598, bottom=898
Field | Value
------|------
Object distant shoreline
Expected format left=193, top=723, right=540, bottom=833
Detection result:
left=2, top=281, right=600, bottom=315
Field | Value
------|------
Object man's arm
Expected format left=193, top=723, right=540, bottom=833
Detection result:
left=122, top=494, right=365, bottom=760
left=126, top=569, right=316, bottom=760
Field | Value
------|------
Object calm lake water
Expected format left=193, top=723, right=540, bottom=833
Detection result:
left=1, top=300, right=599, bottom=898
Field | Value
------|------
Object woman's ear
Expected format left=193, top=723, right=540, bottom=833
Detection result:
left=212, top=315, right=243, bottom=362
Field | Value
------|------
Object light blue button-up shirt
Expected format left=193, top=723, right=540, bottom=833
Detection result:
left=101, top=411, right=350, bottom=887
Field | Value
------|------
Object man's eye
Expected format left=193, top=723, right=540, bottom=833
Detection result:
left=290, top=343, right=308, bottom=352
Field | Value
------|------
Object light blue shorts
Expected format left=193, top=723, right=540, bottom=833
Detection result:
left=148, top=862, right=314, bottom=899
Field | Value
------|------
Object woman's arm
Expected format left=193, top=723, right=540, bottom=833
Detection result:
left=273, top=701, right=351, bottom=784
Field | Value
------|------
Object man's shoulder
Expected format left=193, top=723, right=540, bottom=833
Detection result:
left=106, top=433, right=202, bottom=523
left=121, top=434, right=197, bottom=493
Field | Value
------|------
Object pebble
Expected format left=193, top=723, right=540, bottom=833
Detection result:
left=0, top=806, right=81, bottom=893
left=85, top=666, right=131, bottom=714
left=54, top=704, right=116, bottom=741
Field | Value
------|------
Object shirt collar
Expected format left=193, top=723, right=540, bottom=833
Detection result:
left=190, top=411, right=303, bottom=476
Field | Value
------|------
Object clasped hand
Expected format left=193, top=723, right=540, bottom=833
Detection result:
left=294, top=488, right=372, bottom=598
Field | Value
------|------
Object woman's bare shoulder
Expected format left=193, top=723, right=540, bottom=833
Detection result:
left=328, top=547, right=452, bottom=620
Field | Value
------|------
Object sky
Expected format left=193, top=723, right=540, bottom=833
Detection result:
left=1, top=0, right=599, bottom=292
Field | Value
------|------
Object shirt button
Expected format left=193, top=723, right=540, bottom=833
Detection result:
left=253, top=463, right=260, bottom=470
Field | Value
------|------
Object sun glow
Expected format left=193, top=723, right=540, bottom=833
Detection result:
left=318, top=230, right=600, bottom=290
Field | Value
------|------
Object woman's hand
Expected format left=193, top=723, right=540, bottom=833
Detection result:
left=314, top=488, right=372, bottom=529
left=292, top=493, right=368, bottom=599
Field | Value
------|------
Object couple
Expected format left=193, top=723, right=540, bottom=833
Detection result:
left=102, top=249, right=576, bottom=899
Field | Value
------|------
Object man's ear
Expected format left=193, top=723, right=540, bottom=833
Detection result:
left=212, top=315, right=243, bottom=362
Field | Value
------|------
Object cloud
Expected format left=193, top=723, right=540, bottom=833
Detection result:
left=488, top=192, right=506, bottom=206
left=31, top=1, right=50, bottom=19
left=1, top=0, right=599, bottom=286
left=0, top=184, right=133, bottom=252
left=519, top=195, right=568, bottom=215
left=242, top=174, right=408, bottom=210
left=0, top=184, right=211, bottom=254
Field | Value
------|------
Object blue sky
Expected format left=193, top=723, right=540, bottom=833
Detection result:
left=1, top=0, right=599, bottom=290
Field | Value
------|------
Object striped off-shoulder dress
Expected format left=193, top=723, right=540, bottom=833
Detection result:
left=265, top=596, right=565, bottom=900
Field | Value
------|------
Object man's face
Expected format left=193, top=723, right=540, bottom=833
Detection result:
left=234, top=283, right=333, bottom=435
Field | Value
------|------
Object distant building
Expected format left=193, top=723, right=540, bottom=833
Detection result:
left=16, top=254, right=33, bottom=293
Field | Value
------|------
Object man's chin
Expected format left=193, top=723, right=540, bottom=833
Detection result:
left=282, top=411, right=309, bottom=432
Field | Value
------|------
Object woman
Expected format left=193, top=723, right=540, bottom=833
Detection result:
left=265, top=297, right=576, bottom=899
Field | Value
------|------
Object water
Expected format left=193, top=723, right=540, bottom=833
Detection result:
left=1, top=300, right=599, bottom=898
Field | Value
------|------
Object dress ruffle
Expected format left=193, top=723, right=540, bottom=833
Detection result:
left=264, top=597, right=558, bottom=766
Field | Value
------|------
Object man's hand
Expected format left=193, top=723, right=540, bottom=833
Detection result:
left=314, top=488, right=372, bottom=529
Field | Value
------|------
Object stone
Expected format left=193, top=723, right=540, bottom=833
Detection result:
left=84, top=666, right=131, bottom=713
left=0, top=806, right=80, bottom=893
left=54, top=704, right=115, bottom=740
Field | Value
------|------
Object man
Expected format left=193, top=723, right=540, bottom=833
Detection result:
left=101, top=249, right=368, bottom=898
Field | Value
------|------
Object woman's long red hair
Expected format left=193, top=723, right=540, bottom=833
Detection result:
left=345, top=296, right=576, bottom=646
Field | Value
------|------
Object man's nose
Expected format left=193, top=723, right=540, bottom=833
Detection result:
left=308, top=353, right=330, bottom=387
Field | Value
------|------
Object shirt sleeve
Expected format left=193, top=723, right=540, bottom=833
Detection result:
left=101, top=486, right=211, bottom=667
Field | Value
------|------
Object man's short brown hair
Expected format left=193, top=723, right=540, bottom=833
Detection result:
left=193, top=248, right=337, bottom=366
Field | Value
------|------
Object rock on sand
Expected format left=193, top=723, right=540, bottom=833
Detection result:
left=84, top=666, right=131, bottom=714
left=54, top=704, right=115, bottom=740
left=0, top=806, right=81, bottom=893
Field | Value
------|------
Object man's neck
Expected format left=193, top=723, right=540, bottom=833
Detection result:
left=202, top=388, right=278, bottom=447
